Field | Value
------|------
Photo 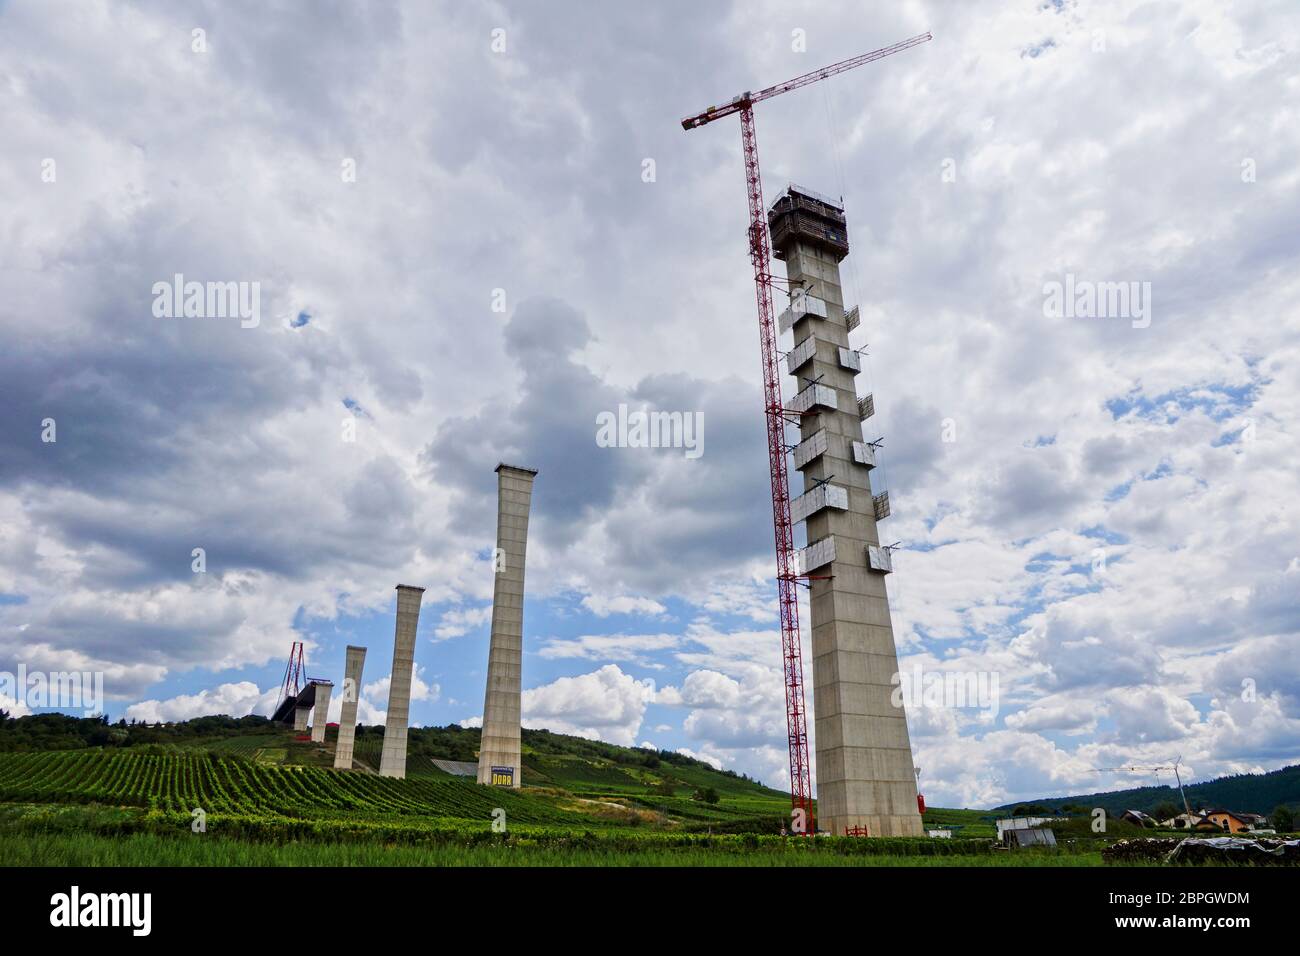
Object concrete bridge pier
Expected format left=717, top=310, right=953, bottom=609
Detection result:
left=310, top=681, right=333, bottom=743
left=380, top=584, right=425, bottom=778
left=333, top=645, right=367, bottom=769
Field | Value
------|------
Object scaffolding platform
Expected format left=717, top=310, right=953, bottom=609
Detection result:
left=768, top=185, right=850, bottom=261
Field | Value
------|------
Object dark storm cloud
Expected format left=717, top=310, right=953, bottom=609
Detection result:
left=422, top=297, right=630, bottom=541
left=875, top=395, right=946, bottom=493
left=977, top=446, right=1091, bottom=537
left=423, top=296, right=774, bottom=587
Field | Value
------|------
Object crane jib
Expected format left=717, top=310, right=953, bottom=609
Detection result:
left=681, top=31, right=932, bottom=130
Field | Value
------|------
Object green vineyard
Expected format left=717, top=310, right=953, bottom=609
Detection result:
left=0, top=751, right=582, bottom=826
left=0, top=723, right=1027, bottom=865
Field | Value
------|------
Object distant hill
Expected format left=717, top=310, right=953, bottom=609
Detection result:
left=993, top=764, right=1300, bottom=818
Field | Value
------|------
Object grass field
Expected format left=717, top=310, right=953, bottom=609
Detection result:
left=0, top=803, right=1098, bottom=867
left=0, top=831, right=1108, bottom=867
left=0, top=723, right=1181, bottom=867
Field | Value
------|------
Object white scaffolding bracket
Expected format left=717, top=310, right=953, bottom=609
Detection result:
left=867, top=543, right=897, bottom=573
left=792, top=428, right=828, bottom=469
left=786, top=336, right=817, bottom=374
left=796, top=536, right=837, bottom=574
left=790, top=482, right=849, bottom=524
left=778, top=290, right=829, bottom=335
left=790, top=382, right=837, bottom=415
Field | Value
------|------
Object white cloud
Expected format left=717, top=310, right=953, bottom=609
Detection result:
left=0, top=693, right=31, bottom=718
left=654, top=627, right=793, bottom=784
left=324, top=685, right=387, bottom=727
left=362, top=666, right=440, bottom=706
left=1106, top=687, right=1201, bottom=744
left=538, top=632, right=680, bottom=663
left=520, top=664, right=657, bottom=746
left=580, top=594, right=667, bottom=617
left=434, top=605, right=492, bottom=640
left=124, top=681, right=279, bottom=723
left=675, top=746, right=724, bottom=771
left=1004, top=698, right=1099, bottom=735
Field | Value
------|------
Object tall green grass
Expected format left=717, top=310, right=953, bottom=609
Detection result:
left=0, top=830, right=1101, bottom=867
left=0, top=801, right=1125, bottom=867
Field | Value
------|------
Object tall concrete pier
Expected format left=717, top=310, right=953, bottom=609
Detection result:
left=477, top=464, right=538, bottom=788
left=333, top=645, right=367, bottom=769
left=770, top=185, right=923, bottom=837
left=380, top=585, right=424, bottom=778
left=309, top=681, right=332, bottom=743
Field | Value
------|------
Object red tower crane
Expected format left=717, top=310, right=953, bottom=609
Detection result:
left=277, top=640, right=306, bottom=713
left=681, top=32, right=932, bottom=831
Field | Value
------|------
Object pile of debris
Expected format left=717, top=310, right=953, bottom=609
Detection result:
left=1104, top=836, right=1300, bottom=865
left=1102, top=838, right=1180, bottom=863
left=1167, top=837, right=1300, bottom=866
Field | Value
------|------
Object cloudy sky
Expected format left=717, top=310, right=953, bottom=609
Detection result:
left=1, top=0, right=1297, bottom=807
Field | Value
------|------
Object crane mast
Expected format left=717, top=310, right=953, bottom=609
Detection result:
left=682, top=33, right=932, bottom=832
left=738, top=103, right=813, bottom=828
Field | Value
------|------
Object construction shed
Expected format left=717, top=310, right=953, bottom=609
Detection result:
left=1004, top=827, right=1057, bottom=848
